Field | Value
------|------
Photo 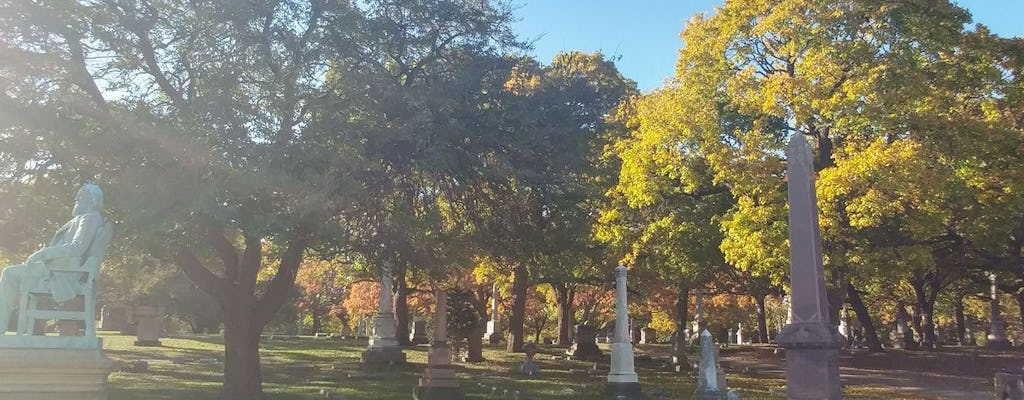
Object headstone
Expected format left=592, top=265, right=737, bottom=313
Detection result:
left=566, top=324, right=602, bottom=360
left=361, top=265, right=406, bottom=364
left=694, top=330, right=733, bottom=400
left=736, top=323, right=744, bottom=345
left=410, top=318, right=429, bottom=345
left=774, top=134, right=843, bottom=400
left=413, top=291, right=460, bottom=400
left=987, top=273, right=1011, bottom=350
left=640, top=327, right=657, bottom=344
left=99, top=304, right=128, bottom=332
left=606, top=265, right=643, bottom=399
left=964, top=316, right=976, bottom=346
left=727, top=329, right=735, bottom=347
left=894, top=305, right=915, bottom=350
left=133, top=305, right=165, bottom=347
left=517, top=342, right=540, bottom=376
left=483, top=284, right=502, bottom=344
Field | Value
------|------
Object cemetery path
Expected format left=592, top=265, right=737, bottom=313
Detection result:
left=718, top=347, right=999, bottom=400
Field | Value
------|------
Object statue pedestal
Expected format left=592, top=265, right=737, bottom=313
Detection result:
left=777, top=322, right=844, bottom=400
left=0, top=347, right=113, bottom=400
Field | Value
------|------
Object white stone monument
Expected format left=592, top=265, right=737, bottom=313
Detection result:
left=607, top=265, right=643, bottom=399
left=361, top=264, right=406, bottom=364
left=775, top=134, right=844, bottom=399
left=694, top=329, right=736, bottom=400
left=414, top=291, right=460, bottom=399
left=483, top=283, right=502, bottom=344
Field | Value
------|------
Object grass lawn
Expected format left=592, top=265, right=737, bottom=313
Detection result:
left=101, top=333, right=941, bottom=399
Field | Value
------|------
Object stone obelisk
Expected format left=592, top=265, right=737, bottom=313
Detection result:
left=361, top=264, right=406, bottom=364
left=483, top=283, right=502, bottom=344
left=775, top=133, right=843, bottom=399
left=607, top=265, right=644, bottom=399
left=986, top=273, right=1011, bottom=349
left=414, top=291, right=461, bottom=400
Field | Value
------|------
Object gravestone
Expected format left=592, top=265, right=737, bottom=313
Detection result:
left=694, top=330, right=736, bottom=400
left=410, top=318, right=429, bottom=345
left=736, top=323, right=743, bottom=345
left=774, top=134, right=844, bottom=400
left=894, top=305, right=916, bottom=350
left=99, top=304, right=127, bottom=332
left=640, top=327, right=656, bottom=344
left=133, top=305, right=165, bottom=347
left=566, top=324, right=602, bottom=360
left=483, top=284, right=502, bottom=344
left=361, top=265, right=406, bottom=365
left=413, top=291, right=460, bottom=400
left=727, top=329, right=735, bottom=347
left=517, top=342, right=540, bottom=376
left=606, top=265, right=644, bottom=399
left=987, top=273, right=1011, bottom=350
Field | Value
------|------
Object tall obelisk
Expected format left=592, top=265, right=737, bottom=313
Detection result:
left=606, top=265, right=644, bottom=399
left=361, top=263, right=406, bottom=364
left=775, top=133, right=843, bottom=399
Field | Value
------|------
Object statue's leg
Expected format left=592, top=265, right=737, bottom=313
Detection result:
left=0, top=263, right=46, bottom=333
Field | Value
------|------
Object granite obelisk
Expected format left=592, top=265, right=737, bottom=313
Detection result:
left=607, top=265, right=644, bottom=399
left=414, top=290, right=461, bottom=399
left=775, top=133, right=843, bottom=399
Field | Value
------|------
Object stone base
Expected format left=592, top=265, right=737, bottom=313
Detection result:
left=413, top=385, right=462, bottom=400
left=777, top=322, right=844, bottom=400
left=605, top=381, right=645, bottom=399
left=134, top=339, right=162, bottom=347
left=361, top=346, right=407, bottom=365
left=0, top=347, right=113, bottom=400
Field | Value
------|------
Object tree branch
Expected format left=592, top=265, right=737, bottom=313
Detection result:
left=255, top=228, right=311, bottom=326
left=174, top=246, right=229, bottom=299
left=208, top=230, right=239, bottom=282
left=239, top=234, right=263, bottom=291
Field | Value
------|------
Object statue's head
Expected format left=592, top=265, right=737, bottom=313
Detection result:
left=73, top=184, right=103, bottom=215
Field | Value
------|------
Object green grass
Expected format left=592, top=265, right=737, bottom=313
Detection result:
left=100, top=333, right=933, bottom=399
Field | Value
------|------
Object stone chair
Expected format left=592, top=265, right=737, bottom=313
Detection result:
left=16, top=221, right=113, bottom=337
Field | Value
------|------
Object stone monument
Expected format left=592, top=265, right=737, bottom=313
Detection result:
left=99, top=304, right=127, bottom=332
left=0, top=184, right=114, bottom=400
left=894, top=304, right=916, bottom=350
left=518, top=342, right=540, bottom=376
left=736, top=323, right=744, bottom=345
left=132, top=305, right=165, bottom=346
left=410, top=317, right=429, bottom=345
left=774, top=134, right=844, bottom=399
left=640, top=327, right=656, bottom=344
left=566, top=323, right=602, bottom=360
left=694, top=330, right=735, bottom=400
left=414, top=291, right=460, bottom=400
left=361, top=264, right=406, bottom=364
left=607, top=265, right=644, bottom=399
left=483, top=283, right=502, bottom=344
left=727, top=328, right=735, bottom=347
left=987, top=273, right=1011, bottom=350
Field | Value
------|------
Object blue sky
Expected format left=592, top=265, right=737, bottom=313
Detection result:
left=512, top=0, right=1024, bottom=92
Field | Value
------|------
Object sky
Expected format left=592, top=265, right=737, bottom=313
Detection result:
left=512, top=0, right=1024, bottom=92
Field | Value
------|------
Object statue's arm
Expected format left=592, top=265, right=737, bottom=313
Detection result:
left=29, top=213, right=102, bottom=262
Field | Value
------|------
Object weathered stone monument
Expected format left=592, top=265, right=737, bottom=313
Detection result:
left=0, top=184, right=114, bottom=400
left=99, top=304, right=127, bottom=332
left=694, top=330, right=737, bottom=400
left=410, top=317, right=429, bottom=345
left=775, top=134, right=844, bottom=399
left=640, top=327, right=656, bottom=344
left=517, top=342, right=540, bottom=376
left=566, top=323, right=602, bottom=360
left=894, top=304, right=916, bottom=350
left=361, top=264, right=406, bottom=364
left=483, top=283, right=502, bottom=344
left=414, top=290, right=460, bottom=400
left=131, top=305, right=165, bottom=346
left=607, top=265, right=644, bottom=399
left=726, top=328, right=735, bottom=347
left=986, top=273, right=1011, bottom=350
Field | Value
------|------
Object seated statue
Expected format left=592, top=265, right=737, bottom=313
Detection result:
left=0, top=184, right=105, bottom=333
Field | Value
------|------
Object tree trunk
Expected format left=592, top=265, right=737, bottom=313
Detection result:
left=394, top=266, right=410, bottom=346
left=954, top=293, right=966, bottom=345
left=553, top=282, right=573, bottom=346
left=311, top=310, right=322, bottom=335
left=507, top=263, right=527, bottom=352
left=846, top=282, right=883, bottom=352
left=911, top=278, right=938, bottom=346
left=465, top=325, right=485, bottom=362
left=754, top=294, right=769, bottom=344
left=220, top=295, right=263, bottom=400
